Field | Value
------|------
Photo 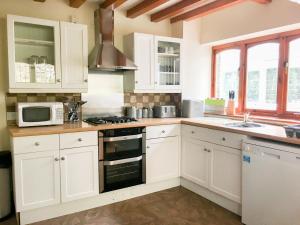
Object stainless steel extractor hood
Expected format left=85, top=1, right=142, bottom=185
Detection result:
left=88, top=7, right=137, bottom=72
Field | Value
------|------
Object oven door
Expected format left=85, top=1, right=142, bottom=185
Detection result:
left=102, top=155, right=145, bottom=192
left=103, top=134, right=144, bottom=160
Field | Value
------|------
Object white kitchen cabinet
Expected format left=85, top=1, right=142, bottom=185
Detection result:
left=124, top=33, right=183, bottom=93
left=60, top=22, right=88, bottom=91
left=60, top=146, right=99, bottom=203
left=208, top=143, right=241, bottom=203
left=146, top=136, right=180, bottom=183
left=181, top=137, right=209, bottom=188
left=14, top=150, right=61, bottom=211
left=7, top=15, right=88, bottom=93
left=181, top=126, right=243, bottom=203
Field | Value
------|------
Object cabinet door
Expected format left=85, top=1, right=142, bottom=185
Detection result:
left=60, top=146, right=99, bottom=203
left=208, top=143, right=241, bottom=203
left=60, top=22, right=88, bottom=91
left=146, top=137, right=180, bottom=183
left=14, top=151, right=60, bottom=211
left=181, top=138, right=209, bottom=187
left=154, top=35, right=182, bottom=91
left=134, top=33, right=155, bottom=90
left=7, top=15, right=62, bottom=91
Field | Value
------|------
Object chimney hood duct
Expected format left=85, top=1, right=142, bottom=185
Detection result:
left=88, top=7, right=137, bottom=72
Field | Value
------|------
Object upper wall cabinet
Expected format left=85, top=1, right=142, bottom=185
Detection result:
left=7, top=15, right=88, bottom=93
left=124, top=33, right=183, bottom=93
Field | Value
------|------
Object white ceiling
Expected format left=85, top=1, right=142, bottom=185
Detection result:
left=88, top=0, right=216, bottom=16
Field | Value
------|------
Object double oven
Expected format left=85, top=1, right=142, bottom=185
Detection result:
left=98, top=127, right=146, bottom=193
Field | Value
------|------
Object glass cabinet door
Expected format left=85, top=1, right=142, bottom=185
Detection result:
left=7, top=15, right=61, bottom=90
left=155, top=37, right=182, bottom=90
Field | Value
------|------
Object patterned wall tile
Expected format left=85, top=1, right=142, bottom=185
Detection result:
left=5, top=93, right=82, bottom=125
left=124, top=92, right=182, bottom=116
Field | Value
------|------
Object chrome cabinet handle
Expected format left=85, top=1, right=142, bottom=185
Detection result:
left=207, top=149, right=211, bottom=153
left=222, top=137, right=226, bottom=141
left=162, top=130, right=166, bottom=133
left=78, top=138, right=83, bottom=142
left=84, top=79, right=88, bottom=83
left=191, top=131, right=195, bottom=134
left=54, top=158, right=59, bottom=161
left=57, top=79, right=61, bottom=83
left=61, top=157, right=65, bottom=161
left=147, top=146, right=150, bottom=149
left=34, top=142, right=40, bottom=146
left=135, top=81, right=138, bottom=84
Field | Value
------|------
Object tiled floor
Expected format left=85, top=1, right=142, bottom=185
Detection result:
left=2, top=187, right=242, bottom=225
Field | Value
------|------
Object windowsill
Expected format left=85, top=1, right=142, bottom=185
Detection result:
left=205, top=113, right=300, bottom=126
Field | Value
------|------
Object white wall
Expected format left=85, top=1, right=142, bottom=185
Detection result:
left=181, top=20, right=211, bottom=101
left=200, top=0, right=300, bottom=44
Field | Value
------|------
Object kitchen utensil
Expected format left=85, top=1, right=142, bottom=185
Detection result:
left=64, top=99, right=87, bottom=122
left=142, top=108, right=149, bottom=118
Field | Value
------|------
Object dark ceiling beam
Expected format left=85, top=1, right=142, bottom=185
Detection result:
left=69, top=0, right=87, bottom=8
left=127, top=0, right=169, bottom=18
left=151, top=0, right=203, bottom=22
left=251, top=0, right=272, bottom=3
left=100, top=0, right=127, bottom=9
left=170, top=0, right=244, bottom=23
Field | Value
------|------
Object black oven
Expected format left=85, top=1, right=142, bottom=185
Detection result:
left=98, top=127, right=146, bottom=193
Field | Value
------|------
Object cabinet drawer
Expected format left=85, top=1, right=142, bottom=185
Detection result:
left=60, top=131, right=97, bottom=149
left=13, top=134, right=59, bottom=154
left=182, top=125, right=243, bottom=149
left=146, top=125, right=180, bottom=139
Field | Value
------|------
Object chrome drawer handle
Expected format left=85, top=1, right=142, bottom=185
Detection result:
left=54, top=158, right=59, bottom=162
left=191, top=131, right=195, bottom=134
left=34, top=142, right=40, bottom=146
left=61, top=157, right=65, bottom=161
left=84, top=79, right=88, bottom=83
left=147, top=146, right=150, bottom=149
left=222, top=137, right=226, bottom=141
left=162, top=130, right=166, bottom=133
left=78, top=138, right=83, bottom=142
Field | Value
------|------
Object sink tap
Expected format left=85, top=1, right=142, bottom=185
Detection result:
left=243, top=112, right=251, bottom=123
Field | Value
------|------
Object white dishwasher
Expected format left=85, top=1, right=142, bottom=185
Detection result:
left=242, top=138, right=300, bottom=225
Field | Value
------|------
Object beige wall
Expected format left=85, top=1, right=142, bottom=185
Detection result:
left=200, top=0, right=300, bottom=44
left=0, top=0, right=173, bottom=151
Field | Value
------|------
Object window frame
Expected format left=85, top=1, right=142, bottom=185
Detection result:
left=211, top=29, right=300, bottom=120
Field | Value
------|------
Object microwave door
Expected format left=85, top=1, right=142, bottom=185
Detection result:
left=21, top=106, right=52, bottom=126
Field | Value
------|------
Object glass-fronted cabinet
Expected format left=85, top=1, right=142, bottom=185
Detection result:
left=155, top=36, right=182, bottom=90
left=7, top=15, right=61, bottom=90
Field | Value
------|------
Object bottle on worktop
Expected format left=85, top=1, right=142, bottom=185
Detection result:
left=227, top=90, right=236, bottom=116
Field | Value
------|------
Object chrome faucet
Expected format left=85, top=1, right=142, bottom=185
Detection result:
left=243, top=112, right=251, bottom=123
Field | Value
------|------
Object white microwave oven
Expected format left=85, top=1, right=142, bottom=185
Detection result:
left=16, top=102, right=64, bottom=127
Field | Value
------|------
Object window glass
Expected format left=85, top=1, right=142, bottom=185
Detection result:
left=246, top=43, right=279, bottom=110
left=215, top=49, right=240, bottom=105
left=287, top=38, right=300, bottom=112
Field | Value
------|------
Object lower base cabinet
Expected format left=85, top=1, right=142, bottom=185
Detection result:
left=14, top=150, right=61, bottom=211
left=146, top=136, right=180, bottom=183
left=181, top=137, right=241, bottom=203
left=60, top=146, right=99, bottom=203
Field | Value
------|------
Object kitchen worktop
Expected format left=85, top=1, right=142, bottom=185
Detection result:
left=8, top=117, right=300, bottom=145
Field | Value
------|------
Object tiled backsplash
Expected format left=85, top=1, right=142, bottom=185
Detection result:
left=6, top=93, right=81, bottom=125
left=124, top=93, right=182, bottom=115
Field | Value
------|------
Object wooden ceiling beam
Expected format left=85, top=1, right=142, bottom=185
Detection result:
left=127, top=0, right=169, bottom=19
left=170, top=0, right=244, bottom=23
left=70, top=0, right=86, bottom=8
left=252, top=0, right=272, bottom=3
left=151, top=0, right=203, bottom=22
left=100, top=0, right=127, bottom=9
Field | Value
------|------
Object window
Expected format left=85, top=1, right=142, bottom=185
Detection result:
left=212, top=30, right=300, bottom=119
left=246, top=43, right=279, bottom=110
left=215, top=49, right=240, bottom=105
left=287, top=38, right=300, bottom=112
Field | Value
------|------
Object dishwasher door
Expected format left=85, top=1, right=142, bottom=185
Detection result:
left=242, top=143, right=300, bottom=225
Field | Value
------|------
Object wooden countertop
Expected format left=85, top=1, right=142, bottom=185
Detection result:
left=8, top=117, right=300, bottom=145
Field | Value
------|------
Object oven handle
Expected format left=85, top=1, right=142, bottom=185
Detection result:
left=103, top=156, right=143, bottom=166
left=103, top=134, right=143, bottom=142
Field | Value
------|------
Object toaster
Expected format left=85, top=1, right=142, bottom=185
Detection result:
left=153, top=105, right=176, bottom=118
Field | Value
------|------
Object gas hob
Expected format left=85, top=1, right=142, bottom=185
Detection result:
left=84, top=116, right=137, bottom=125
